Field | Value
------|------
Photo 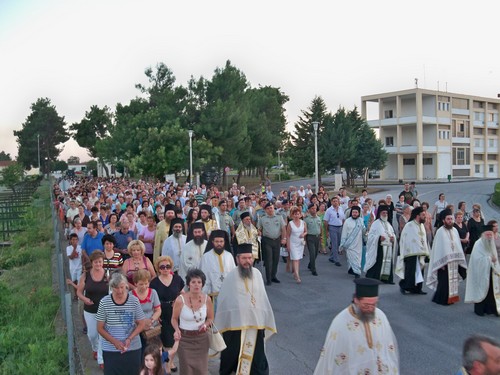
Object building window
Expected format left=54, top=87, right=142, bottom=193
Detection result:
left=488, top=129, right=497, bottom=135
left=438, top=102, right=450, bottom=111
left=403, top=158, right=415, bottom=165
left=474, top=128, right=484, bottom=135
left=439, top=130, right=450, bottom=139
left=384, top=110, right=393, bottom=119
left=489, top=139, right=496, bottom=148
left=474, top=154, right=483, bottom=161
left=488, top=154, right=497, bottom=161
left=385, top=137, right=394, bottom=146
left=474, top=112, right=485, bottom=123
left=475, top=164, right=481, bottom=173
left=474, top=139, right=482, bottom=148
left=489, top=164, right=495, bottom=173
left=423, top=158, right=433, bottom=165
left=453, top=147, right=470, bottom=165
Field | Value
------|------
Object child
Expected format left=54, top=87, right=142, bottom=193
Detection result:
left=144, top=337, right=179, bottom=375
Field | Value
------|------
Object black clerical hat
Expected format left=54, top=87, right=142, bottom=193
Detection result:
left=354, top=278, right=381, bottom=298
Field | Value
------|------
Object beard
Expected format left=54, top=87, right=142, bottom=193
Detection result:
left=353, top=304, right=376, bottom=323
left=482, top=237, right=496, bottom=253
left=380, top=215, right=388, bottom=222
left=193, top=236, right=204, bottom=245
left=214, top=246, right=224, bottom=255
left=173, top=230, right=181, bottom=238
left=243, top=223, right=252, bottom=230
left=238, top=264, right=253, bottom=280
left=444, top=223, right=454, bottom=230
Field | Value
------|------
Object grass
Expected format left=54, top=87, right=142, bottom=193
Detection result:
left=493, top=182, right=500, bottom=207
left=0, top=183, right=68, bottom=375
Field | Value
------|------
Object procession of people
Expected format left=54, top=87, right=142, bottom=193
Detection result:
left=56, top=176, right=499, bottom=374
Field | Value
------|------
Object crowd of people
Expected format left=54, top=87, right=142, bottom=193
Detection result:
left=56, top=176, right=500, bottom=374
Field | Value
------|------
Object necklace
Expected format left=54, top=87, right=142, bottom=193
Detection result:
left=189, top=294, right=203, bottom=323
left=243, top=278, right=256, bottom=307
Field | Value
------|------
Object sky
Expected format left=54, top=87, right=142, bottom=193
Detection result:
left=2, top=0, right=500, bottom=163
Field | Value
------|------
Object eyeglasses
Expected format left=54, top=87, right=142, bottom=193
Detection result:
left=159, top=264, right=172, bottom=270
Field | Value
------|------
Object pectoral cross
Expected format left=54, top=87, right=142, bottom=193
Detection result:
left=219, top=274, right=225, bottom=282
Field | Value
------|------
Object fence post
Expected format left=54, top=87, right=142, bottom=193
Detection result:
left=65, top=292, right=75, bottom=375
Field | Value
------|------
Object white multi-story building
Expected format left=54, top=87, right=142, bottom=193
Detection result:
left=361, top=88, right=500, bottom=180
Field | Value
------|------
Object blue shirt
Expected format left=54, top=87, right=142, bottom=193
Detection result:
left=113, top=230, right=136, bottom=251
left=81, top=232, right=104, bottom=255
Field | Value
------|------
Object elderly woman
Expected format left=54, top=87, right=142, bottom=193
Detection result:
left=77, top=250, right=108, bottom=368
left=96, top=272, right=147, bottom=375
left=122, top=240, right=156, bottom=289
left=131, top=269, right=161, bottom=353
left=172, top=268, right=214, bottom=375
left=150, top=256, right=185, bottom=373
left=71, top=217, right=87, bottom=245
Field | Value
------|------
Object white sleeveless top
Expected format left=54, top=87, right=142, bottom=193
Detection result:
left=179, top=294, right=208, bottom=330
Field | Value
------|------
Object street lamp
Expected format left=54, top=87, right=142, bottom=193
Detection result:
left=37, top=134, right=40, bottom=171
left=276, top=150, right=282, bottom=182
left=312, top=121, right=319, bottom=193
left=188, top=130, right=193, bottom=184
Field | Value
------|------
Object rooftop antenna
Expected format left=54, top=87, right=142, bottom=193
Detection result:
left=415, top=78, right=418, bottom=88
left=437, top=81, right=439, bottom=92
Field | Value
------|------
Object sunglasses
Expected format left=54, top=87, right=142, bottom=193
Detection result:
left=159, top=264, right=172, bottom=270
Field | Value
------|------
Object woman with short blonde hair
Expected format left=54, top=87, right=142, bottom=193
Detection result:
left=122, top=240, right=156, bottom=289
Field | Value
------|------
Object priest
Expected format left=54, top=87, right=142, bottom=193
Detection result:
left=313, top=278, right=399, bottom=375
left=396, top=206, right=429, bottom=295
left=178, top=222, right=207, bottom=281
left=339, top=206, right=366, bottom=278
left=426, top=209, right=467, bottom=305
left=235, top=212, right=260, bottom=261
left=161, top=218, right=186, bottom=273
left=215, top=243, right=276, bottom=375
left=200, top=230, right=236, bottom=309
left=465, top=225, right=500, bottom=316
left=365, top=205, right=397, bottom=284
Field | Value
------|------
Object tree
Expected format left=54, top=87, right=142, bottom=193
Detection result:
left=86, top=160, right=98, bottom=177
left=0, top=163, right=24, bottom=193
left=199, top=61, right=252, bottom=186
left=246, top=86, right=289, bottom=181
left=0, top=151, right=12, bottom=161
left=320, top=107, right=387, bottom=187
left=287, top=96, right=329, bottom=179
left=70, top=104, right=112, bottom=157
left=14, top=98, right=69, bottom=173
left=67, top=156, right=80, bottom=164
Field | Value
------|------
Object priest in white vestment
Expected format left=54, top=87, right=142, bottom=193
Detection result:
left=465, top=225, right=500, bottom=316
left=215, top=244, right=276, bottom=375
left=365, top=206, right=397, bottom=284
left=314, top=278, right=399, bottom=375
left=161, top=218, right=186, bottom=273
left=200, top=230, right=236, bottom=304
left=179, top=222, right=207, bottom=281
left=426, top=209, right=467, bottom=305
left=339, top=206, right=365, bottom=278
left=396, top=207, right=430, bottom=295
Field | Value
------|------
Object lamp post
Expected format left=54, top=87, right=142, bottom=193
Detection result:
left=37, top=134, right=40, bottom=171
left=188, top=130, right=193, bottom=184
left=312, top=121, right=319, bottom=193
left=276, top=150, right=282, bottom=182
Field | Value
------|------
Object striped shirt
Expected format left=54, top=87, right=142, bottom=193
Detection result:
left=96, top=294, right=146, bottom=352
left=103, top=252, right=123, bottom=273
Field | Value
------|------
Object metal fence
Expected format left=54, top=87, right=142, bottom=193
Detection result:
left=0, top=178, right=42, bottom=243
left=50, top=186, right=88, bottom=375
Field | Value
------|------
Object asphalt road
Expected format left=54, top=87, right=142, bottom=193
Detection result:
left=241, top=178, right=500, bottom=375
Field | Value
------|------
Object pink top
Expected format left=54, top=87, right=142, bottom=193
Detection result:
left=139, top=226, right=155, bottom=254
